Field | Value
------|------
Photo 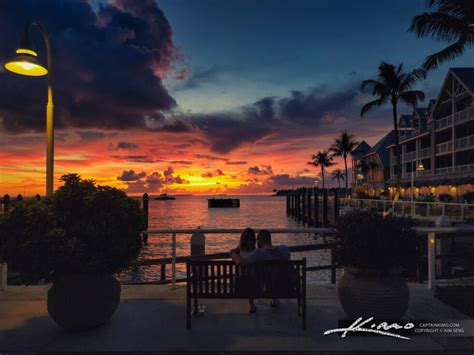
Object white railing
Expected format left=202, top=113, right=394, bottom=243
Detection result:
left=144, top=226, right=474, bottom=291
left=454, top=134, right=474, bottom=151
left=435, top=141, right=453, bottom=154
left=145, top=228, right=332, bottom=286
left=435, top=166, right=453, bottom=174
left=341, top=198, right=474, bottom=222
left=403, top=151, right=417, bottom=162
left=435, top=115, right=452, bottom=131
left=453, top=107, right=474, bottom=125
left=453, top=164, right=474, bottom=173
left=419, top=147, right=431, bottom=158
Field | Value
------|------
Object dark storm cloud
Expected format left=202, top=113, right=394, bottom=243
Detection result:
left=76, top=131, right=106, bottom=141
left=189, top=85, right=360, bottom=153
left=268, top=174, right=316, bottom=186
left=116, top=141, right=139, bottom=150
left=0, top=0, right=180, bottom=133
left=226, top=161, right=247, bottom=165
left=117, top=170, right=146, bottom=181
left=247, top=165, right=273, bottom=176
left=194, top=154, right=229, bottom=161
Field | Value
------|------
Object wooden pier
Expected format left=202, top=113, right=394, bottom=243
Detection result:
left=286, top=188, right=340, bottom=227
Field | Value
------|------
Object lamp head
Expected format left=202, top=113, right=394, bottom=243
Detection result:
left=417, top=163, right=425, bottom=171
left=4, top=25, right=47, bottom=77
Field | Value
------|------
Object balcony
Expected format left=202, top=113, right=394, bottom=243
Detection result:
left=454, top=135, right=474, bottom=151
left=435, top=141, right=453, bottom=155
left=435, top=115, right=452, bottom=131
left=435, top=166, right=453, bottom=174
left=453, top=164, right=474, bottom=173
left=419, top=147, right=431, bottom=158
left=453, top=107, right=474, bottom=125
left=403, top=150, right=417, bottom=162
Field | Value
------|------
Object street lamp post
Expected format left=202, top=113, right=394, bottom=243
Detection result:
left=411, top=161, right=425, bottom=215
left=4, top=22, right=54, bottom=197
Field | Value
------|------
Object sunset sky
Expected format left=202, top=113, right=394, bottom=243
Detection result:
left=2, top=0, right=474, bottom=195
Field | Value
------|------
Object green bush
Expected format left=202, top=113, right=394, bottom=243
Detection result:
left=462, top=191, right=474, bottom=203
left=0, top=174, right=145, bottom=283
left=334, top=210, right=416, bottom=272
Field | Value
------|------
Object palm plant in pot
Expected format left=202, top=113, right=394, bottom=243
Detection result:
left=0, top=174, right=144, bottom=331
left=334, top=210, right=416, bottom=319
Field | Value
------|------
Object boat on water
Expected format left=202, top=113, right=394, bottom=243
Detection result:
left=154, top=193, right=176, bottom=201
left=208, top=198, right=240, bottom=208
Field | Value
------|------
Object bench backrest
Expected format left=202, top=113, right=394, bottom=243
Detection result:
left=186, top=259, right=306, bottom=298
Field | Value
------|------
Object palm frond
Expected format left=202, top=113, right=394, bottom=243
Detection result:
left=360, top=98, right=387, bottom=117
left=409, top=12, right=469, bottom=42
left=398, top=90, right=426, bottom=107
left=422, top=37, right=469, bottom=69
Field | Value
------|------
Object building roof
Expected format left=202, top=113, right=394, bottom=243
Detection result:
left=414, top=107, right=427, bottom=116
left=450, top=68, right=474, bottom=94
left=399, top=114, right=412, bottom=126
left=352, top=140, right=371, bottom=155
left=362, top=130, right=396, bottom=167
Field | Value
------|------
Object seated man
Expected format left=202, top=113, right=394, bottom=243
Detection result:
left=230, top=229, right=291, bottom=310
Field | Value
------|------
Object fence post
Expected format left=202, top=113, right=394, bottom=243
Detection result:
left=307, top=188, right=312, bottom=226
left=428, top=232, right=436, bottom=290
left=314, top=189, right=319, bottom=227
left=160, top=264, right=166, bottom=283
left=334, top=190, right=339, bottom=223
left=171, top=232, right=177, bottom=286
left=3, top=194, right=10, bottom=212
left=142, top=193, right=149, bottom=244
left=322, top=189, right=328, bottom=228
left=286, top=193, right=290, bottom=216
left=301, top=188, right=306, bottom=226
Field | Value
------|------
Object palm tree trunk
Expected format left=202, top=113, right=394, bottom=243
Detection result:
left=343, top=154, right=348, bottom=197
left=392, top=102, right=401, bottom=192
left=321, top=167, right=325, bottom=189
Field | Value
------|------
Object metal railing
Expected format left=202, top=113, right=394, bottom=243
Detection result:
left=341, top=198, right=474, bottom=221
left=141, top=228, right=333, bottom=286
left=135, top=227, right=474, bottom=292
left=435, top=141, right=453, bottom=154
left=454, top=134, right=474, bottom=151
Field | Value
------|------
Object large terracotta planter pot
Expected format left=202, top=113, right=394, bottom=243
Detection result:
left=337, top=266, right=409, bottom=320
left=47, top=273, right=121, bottom=332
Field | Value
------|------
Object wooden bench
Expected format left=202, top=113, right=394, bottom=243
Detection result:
left=186, top=258, right=307, bottom=329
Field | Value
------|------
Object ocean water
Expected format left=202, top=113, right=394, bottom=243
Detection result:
left=120, top=195, right=337, bottom=284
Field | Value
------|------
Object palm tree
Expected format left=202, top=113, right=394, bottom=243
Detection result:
left=368, top=161, right=378, bottom=196
left=361, top=62, right=425, bottom=190
left=308, top=151, right=335, bottom=189
left=409, top=0, right=474, bottom=70
left=331, top=169, right=345, bottom=191
left=330, top=131, right=358, bottom=196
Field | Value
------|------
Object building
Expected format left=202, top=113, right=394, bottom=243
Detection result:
left=387, top=68, right=474, bottom=201
left=360, top=131, right=396, bottom=196
left=350, top=140, right=371, bottom=191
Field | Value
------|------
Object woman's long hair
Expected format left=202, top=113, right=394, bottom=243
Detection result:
left=239, top=227, right=256, bottom=253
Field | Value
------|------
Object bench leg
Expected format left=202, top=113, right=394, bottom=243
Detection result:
left=186, top=295, right=191, bottom=330
left=194, top=297, right=199, bottom=317
left=302, top=295, right=307, bottom=330
left=297, top=297, right=302, bottom=316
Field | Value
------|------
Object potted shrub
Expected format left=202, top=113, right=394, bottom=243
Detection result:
left=334, top=210, right=416, bottom=319
left=0, top=174, right=144, bottom=331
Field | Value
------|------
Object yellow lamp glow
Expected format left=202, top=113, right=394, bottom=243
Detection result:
left=4, top=49, right=47, bottom=76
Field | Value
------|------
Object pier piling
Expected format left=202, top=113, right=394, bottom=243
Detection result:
left=142, top=193, right=149, bottom=244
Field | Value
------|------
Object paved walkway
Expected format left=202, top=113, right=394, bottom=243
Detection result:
left=0, top=283, right=473, bottom=352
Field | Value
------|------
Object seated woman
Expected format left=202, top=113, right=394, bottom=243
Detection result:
left=230, top=227, right=257, bottom=313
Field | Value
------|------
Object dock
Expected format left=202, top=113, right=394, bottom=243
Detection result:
left=0, top=283, right=472, bottom=352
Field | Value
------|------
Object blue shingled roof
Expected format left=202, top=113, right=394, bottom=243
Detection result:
left=450, top=68, right=474, bottom=93
left=363, top=131, right=396, bottom=167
